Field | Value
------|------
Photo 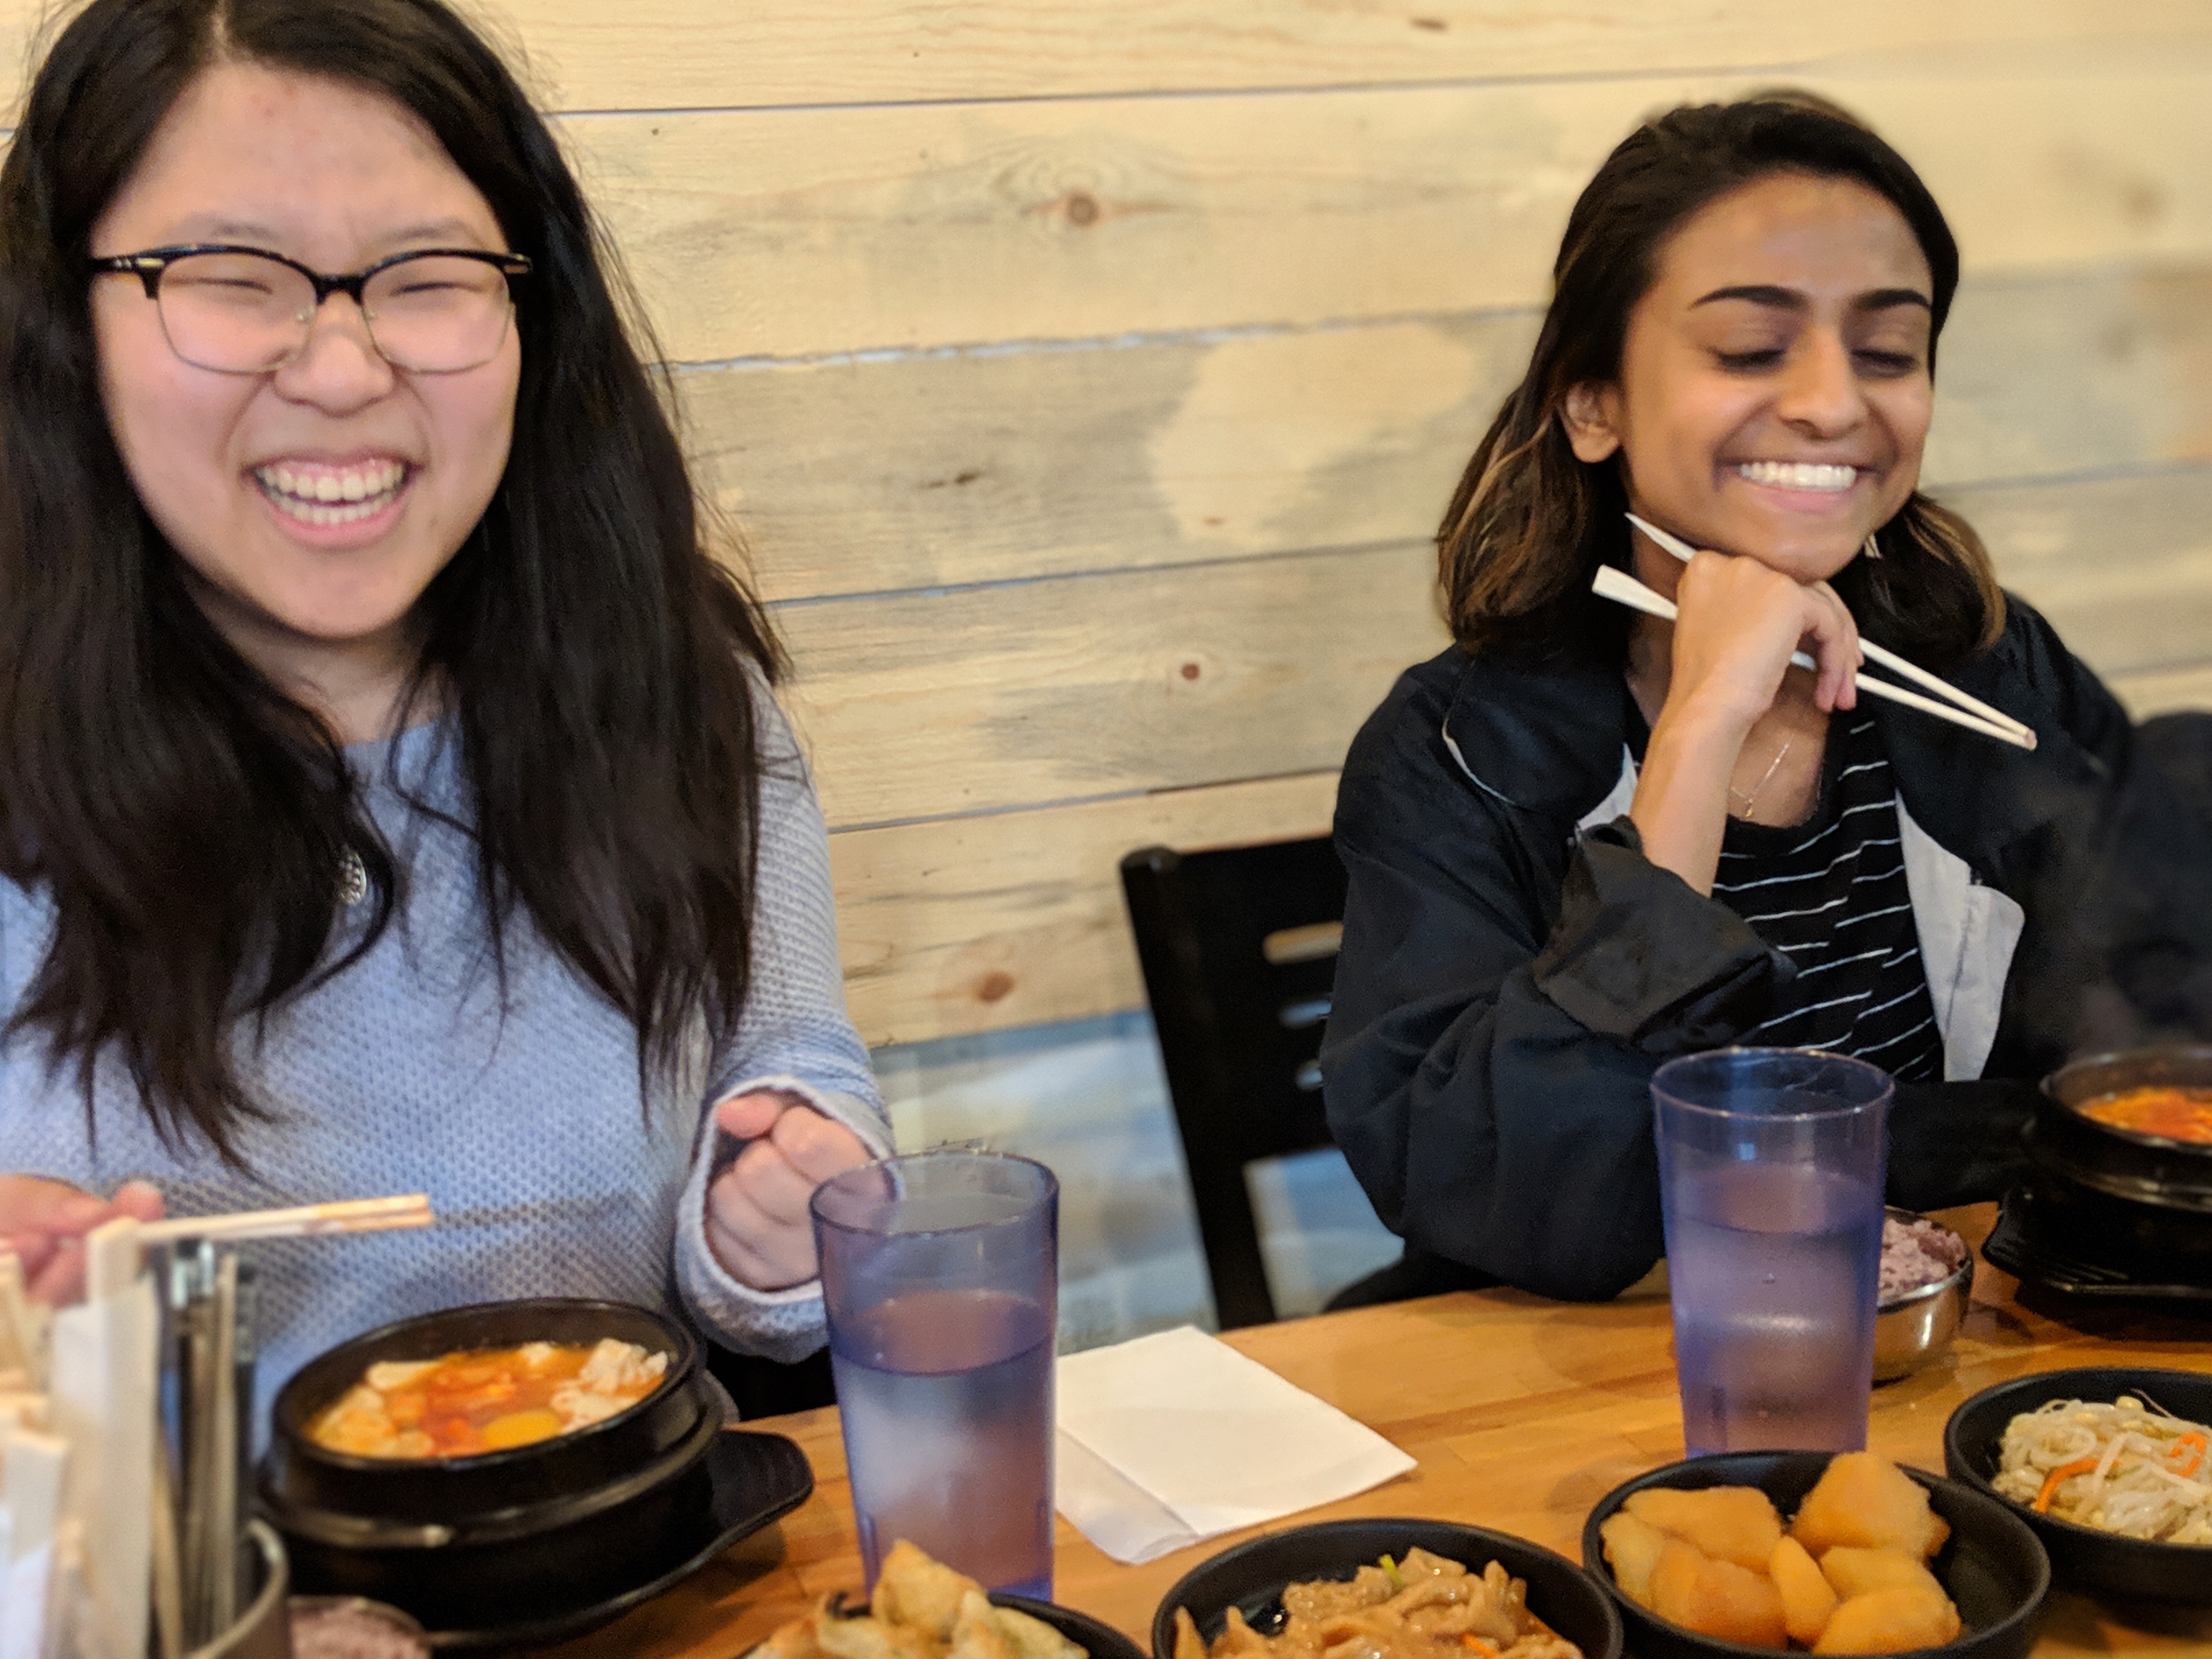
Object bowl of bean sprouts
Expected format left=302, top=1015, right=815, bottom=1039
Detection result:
left=1943, top=1367, right=2212, bottom=1603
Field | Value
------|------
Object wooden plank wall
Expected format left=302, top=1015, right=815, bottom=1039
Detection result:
left=8, top=2, right=2212, bottom=1052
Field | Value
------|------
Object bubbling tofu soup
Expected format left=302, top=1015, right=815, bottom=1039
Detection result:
left=306, top=1337, right=669, bottom=1459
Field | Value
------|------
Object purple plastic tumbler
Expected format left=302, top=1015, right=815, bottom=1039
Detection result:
left=811, top=1150, right=1059, bottom=1599
left=1652, top=1048, right=1891, bottom=1457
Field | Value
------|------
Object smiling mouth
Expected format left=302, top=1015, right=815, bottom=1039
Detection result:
left=253, top=460, right=412, bottom=527
left=1736, top=460, right=1861, bottom=494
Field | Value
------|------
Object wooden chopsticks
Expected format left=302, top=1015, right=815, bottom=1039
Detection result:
left=1605, top=515, right=2036, bottom=751
left=136, top=1193, right=434, bottom=1247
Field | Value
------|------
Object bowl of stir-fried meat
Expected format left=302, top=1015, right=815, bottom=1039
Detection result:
left=1148, top=1517, right=1621, bottom=1659
left=259, top=1297, right=747, bottom=1634
left=1944, top=1367, right=2212, bottom=1605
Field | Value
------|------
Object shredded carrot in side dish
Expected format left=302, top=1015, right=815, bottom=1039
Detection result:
left=2170, top=1432, right=2208, bottom=1480
left=2033, top=1455, right=2100, bottom=1514
left=1462, top=1640, right=1499, bottom=1655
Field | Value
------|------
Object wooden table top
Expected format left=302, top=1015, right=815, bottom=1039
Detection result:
left=545, top=1207, right=2212, bottom=1659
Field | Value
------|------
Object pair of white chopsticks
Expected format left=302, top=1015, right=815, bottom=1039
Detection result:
left=135, top=1193, right=434, bottom=1248
left=1597, top=514, right=2036, bottom=751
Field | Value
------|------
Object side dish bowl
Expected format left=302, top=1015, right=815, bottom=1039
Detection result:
left=1942, top=1366, right=2212, bottom=1605
left=1149, top=1516, right=1622, bottom=1659
left=1581, top=1453, right=2047, bottom=1659
left=259, top=1298, right=721, bottom=1632
left=1875, top=1208, right=1973, bottom=1382
left=996, top=1596, right=1148, bottom=1659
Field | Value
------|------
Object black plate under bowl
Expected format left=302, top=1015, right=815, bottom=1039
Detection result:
left=996, top=1595, right=1148, bottom=1659
left=1149, top=1516, right=1623, bottom=1659
left=1943, top=1367, right=2212, bottom=1606
left=422, top=1427, right=814, bottom=1651
left=1983, top=1184, right=2212, bottom=1306
left=1582, top=1452, right=2048, bottom=1659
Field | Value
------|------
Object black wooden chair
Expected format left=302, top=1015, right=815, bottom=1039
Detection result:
left=1119, top=837, right=1352, bottom=1328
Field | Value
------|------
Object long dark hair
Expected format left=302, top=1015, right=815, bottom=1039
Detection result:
left=1438, top=98, right=2005, bottom=665
left=0, top=0, right=786, bottom=1161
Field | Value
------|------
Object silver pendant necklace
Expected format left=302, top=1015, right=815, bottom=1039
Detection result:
left=338, top=846, right=369, bottom=907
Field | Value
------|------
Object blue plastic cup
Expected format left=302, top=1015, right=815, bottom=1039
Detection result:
left=811, top=1150, right=1059, bottom=1598
left=1651, top=1048, right=1892, bottom=1457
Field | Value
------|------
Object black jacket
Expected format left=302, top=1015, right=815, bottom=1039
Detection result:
left=1320, top=597, right=2212, bottom=1301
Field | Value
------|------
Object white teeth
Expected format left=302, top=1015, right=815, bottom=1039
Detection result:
left=1738, top=460, right=1858, bottom=493
left=253, top=460, right=408, bottom=524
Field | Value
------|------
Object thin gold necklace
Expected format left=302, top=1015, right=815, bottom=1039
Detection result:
left=1729, top=738, right=1793, bottom=817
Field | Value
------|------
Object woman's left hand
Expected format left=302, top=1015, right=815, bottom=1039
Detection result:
left=704, top=1092, right=874, bottom=1291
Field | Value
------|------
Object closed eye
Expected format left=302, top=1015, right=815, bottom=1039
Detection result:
left=1715, top=348, right=1784, bottom=372
left=1854, top=349, right=1921, bottom=377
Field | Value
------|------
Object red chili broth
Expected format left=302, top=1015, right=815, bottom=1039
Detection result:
left=2078, top=1084, right=2212, bottom=1146
left=308, top=1341, right=649, bottom=1459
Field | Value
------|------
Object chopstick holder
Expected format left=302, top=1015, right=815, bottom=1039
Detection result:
left=1591, top=564, right=2034, bottom=750
left=47, top=1218, right=156, bottom=1659
left=0, top=1253, right=43, bottom=1389
left=0, top=1427, right=69, bottom=1659
left=1618, top=513, right=2035, bottom=748
left=1053, top=1326, right=1415, bottom=1564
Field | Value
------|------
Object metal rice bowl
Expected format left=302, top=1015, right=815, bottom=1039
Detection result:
left=1874, top=1206, right=1972, bottom=1381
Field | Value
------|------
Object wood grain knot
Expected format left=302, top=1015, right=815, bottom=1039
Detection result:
left=976, top=970, right=1017, bottom=1002
left=1179, top=662, right=1202, bottom=680
left=1410, top=15, right=1447, bottom=30
left=1065, top=191, right=1101, bottom=227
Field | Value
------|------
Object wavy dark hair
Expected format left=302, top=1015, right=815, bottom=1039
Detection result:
left=1438, top=97, right=2005, bottom=667
left=0, top=0, right=786, bottom=1161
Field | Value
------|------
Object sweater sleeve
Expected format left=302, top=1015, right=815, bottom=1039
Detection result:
left=1321, top=707, right=1796, bottom=1301
left=673, top=697, right=893, bottom=1362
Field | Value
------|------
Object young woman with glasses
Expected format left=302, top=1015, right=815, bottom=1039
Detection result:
left=0, top=0, right=888, bottom=1417
left=1319, top=98, right=2212, bottom=1304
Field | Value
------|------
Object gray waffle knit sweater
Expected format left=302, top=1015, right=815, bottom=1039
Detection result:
left=0, top=707, right=890, bottom=1429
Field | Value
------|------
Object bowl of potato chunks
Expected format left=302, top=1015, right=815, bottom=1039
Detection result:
left=1579, top=1451, right=2047, bottom=1659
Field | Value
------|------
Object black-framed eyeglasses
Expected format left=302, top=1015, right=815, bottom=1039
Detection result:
left=89, top=244, right=534, bottom=375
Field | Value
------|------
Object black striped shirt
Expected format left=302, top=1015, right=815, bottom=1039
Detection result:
left=1706, top=716, right=1942, bottom=1082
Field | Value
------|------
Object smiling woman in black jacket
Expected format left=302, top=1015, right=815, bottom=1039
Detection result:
left=1319, top=98, right=2212, bottom=1302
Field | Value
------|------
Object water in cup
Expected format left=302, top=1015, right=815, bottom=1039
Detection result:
left=1667, top=1159, right=1881, bottom=1455
left=831, top=1285, right=1055, bottom=1600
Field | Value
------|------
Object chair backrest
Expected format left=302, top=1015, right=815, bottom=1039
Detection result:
left=1119, top=836, right=1348, bottom=1328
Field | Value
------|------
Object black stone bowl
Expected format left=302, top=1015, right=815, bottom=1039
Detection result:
left=2034, top=1049, right=2212, bottom=1203
left=258, top=1299, right=723, bottom=1633
left=1581, top=1453, right=2048, bottom=1659
left=1943, top=1367, right=2212, bottom=1605
left=1149, top=1516, right=1622, bottom=1659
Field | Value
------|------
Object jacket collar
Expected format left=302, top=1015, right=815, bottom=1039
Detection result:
left=1872, top=632, right=2112, bottom=876
left=1440, top=646, right=1639, bottom=825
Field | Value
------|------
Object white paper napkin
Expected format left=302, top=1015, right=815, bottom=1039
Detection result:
left=1053, top=1325, right=1415, bottom=1564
